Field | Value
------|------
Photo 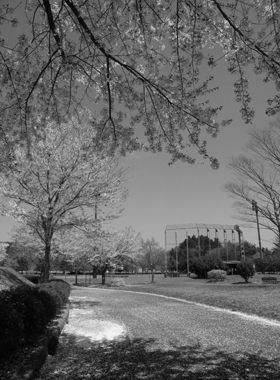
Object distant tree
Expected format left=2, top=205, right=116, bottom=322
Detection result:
left=137, top=238, right=165, bottom=283
left=168, top=234, right=222, bottom=272
left=254, top=254, right=280, bottom=274
left=16, top=256, right=30, bottom=273
left=218, top=240, right=256, bottom=261
left=0, top=119, right=128, bottom=282
left=52, top=254, right=73, bottom=274
left=114, top=255, right=137, bottom=273
left=0, top=242, right=8, bottom=262
left=61, top=226, right=141, bottom=285
left=0, top=238, right=42, bottom=272
left=244, top=241, right=257, bottom=257
left=254, top=258, right=268, bottom=274
left=168, top=246, right=196, bottom=273
left=236, top=261, right=255, bottom=283
left=8, top=225, right=46, bottom=273
left=224, top=119, right=280, bottom=246
left=91, top=227, right=141, bottom=285
left=189, top=254, right=227, bottom=279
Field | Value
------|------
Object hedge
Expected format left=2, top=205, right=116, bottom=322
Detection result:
left=0, top=280, right=70, bottom=363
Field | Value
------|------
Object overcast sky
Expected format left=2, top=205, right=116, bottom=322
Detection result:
left=0, top=2, right=277, bottom=251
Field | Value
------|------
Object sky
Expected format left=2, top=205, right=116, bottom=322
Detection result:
left=0, top=1, right=277, bottom=251
left=107, top=57, right=277, bottom=250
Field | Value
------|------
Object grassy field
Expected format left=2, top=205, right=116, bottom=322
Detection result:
left=55, top=273, right=280, bottom=322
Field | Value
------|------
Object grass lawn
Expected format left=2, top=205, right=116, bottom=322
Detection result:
left=56, top=273, right=280, bottom=322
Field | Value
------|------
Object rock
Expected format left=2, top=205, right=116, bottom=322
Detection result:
left=0, top=266, right=36, bottom=291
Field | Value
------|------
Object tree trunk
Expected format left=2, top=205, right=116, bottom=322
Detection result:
left=92, top=266, right=97, bottom=279
left=101, top=269, right=106, bottom=285
left=151, top=268, right=155, bottom=283
left=42, top=215, right=53, bottom=283
left=43, top=241, right=51, bottom=283
left=75, top=268, right=78, bottom=284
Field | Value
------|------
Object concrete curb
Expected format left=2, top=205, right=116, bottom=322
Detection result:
left=17, top=303, right=70, bottom=380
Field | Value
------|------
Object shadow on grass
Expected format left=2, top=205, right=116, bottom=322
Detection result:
left=70, top=300, right=102, bottom=309
left=231, top=282, right=266, bottom=286
left=39, top=334, right=280, bottom=380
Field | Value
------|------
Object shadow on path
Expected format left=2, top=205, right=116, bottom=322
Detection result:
left=38, top=333, right=280, bottom=379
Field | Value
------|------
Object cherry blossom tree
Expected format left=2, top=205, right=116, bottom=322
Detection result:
left=137, top=237, right=165, bottom=283
left=0, top=242, right=8, bottom=262
left=8, top=221, right=67, bottom=274
left=0, top=118, right=128, bottom=281
left=1, top=1, right=280, bottom=168
left=61, top=226, right=141, bottom=285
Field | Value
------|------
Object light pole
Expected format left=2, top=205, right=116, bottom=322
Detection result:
left=186, top=230, right=189, bottom=277
left=252, top=200, right=262, bottom=259
left=175, top=231, right=178, bottom=274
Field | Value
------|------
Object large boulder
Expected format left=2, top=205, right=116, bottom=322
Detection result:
left=0, top=266, right=35, bottom=291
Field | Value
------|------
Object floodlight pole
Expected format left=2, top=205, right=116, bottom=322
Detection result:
left=164, top=229, right=167, bottom=275
left=232, top=230, right=236, bottom=260
left=207, top=228, right=211, bottom=254
left=224, top=230, right=228, bottom=261
left=215, top=229, right=219, bottom=257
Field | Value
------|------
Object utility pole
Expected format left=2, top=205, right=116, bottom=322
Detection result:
left=252, top=200, right=262, bottom=259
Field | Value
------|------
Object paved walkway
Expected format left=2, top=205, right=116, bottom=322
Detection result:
left=38, top=287, right=280, bottom=379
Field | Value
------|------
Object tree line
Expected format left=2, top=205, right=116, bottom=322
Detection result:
left=0, top=235, right=166, bottom=285
left=168, top=234, right=279, bottom=277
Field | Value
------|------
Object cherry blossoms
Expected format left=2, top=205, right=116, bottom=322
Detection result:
left=0, top=1, right=279, bottom=168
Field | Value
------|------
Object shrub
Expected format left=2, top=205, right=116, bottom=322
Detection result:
left=37, top=288, right=57, bottom=323
left=37, top=283, right=63, bottom=310
left=236, top=261, right=255, bottom=283
left=254, top=256, right=280, bottom=274
left=190, top=255, right=227, bottom=279
left=0, top=286, right=47, bottom=361
left=49, top=279, right=71, bottom=303
left=207, top=269, right=227, bottom=282
left=0, top=293, right=25, bottom=360
left=0, top=279, right=70, bottom=363
left=254, top=258, right=267, bottom=274
left=13, top=287, right=46, bottom=337
left=110, top=277, right=126, bottom=287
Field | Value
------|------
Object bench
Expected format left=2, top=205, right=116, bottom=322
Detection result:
left=262, top=277, right=278, bottom=284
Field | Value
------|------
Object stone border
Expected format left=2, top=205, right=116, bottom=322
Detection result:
left=17, top=303, right=70, bottom=380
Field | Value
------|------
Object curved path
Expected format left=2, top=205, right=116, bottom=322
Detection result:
left=38, top=287, right=280, bottom=379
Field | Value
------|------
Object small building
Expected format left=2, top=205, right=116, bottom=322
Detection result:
left=223, top=260, right=240, bottom=275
